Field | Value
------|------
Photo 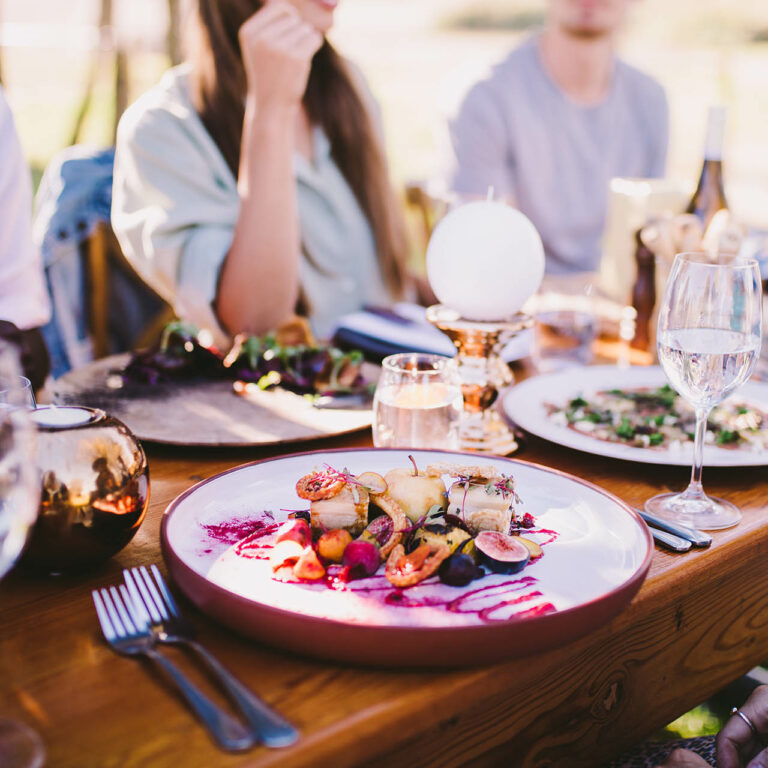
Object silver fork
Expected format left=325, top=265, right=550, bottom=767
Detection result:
left=91, top=585, right=254, bottom=752
left=124, top=565, right=298, bottom=748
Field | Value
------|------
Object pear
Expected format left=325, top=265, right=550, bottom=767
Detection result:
left=384, top=466, right=446, bottom=524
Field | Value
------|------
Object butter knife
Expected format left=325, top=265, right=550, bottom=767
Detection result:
left=649, top=527, right=692, bottom=553
left=635, top=507, right=712, bottom=548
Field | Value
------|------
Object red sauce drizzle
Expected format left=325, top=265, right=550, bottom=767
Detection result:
left=212, top=513, right=561, bottom=625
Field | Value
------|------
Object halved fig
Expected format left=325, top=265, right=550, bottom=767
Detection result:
left=475, top=531, right=530, bottom=574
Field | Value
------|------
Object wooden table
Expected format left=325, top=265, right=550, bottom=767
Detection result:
left=3, top=424, right=768, bottom=768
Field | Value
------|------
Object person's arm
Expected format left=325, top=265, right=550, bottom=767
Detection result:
left=216, top=1, right=322, bottom=336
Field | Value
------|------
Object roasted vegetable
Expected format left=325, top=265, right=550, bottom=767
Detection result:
left=410, top=523, right=471, bottom=555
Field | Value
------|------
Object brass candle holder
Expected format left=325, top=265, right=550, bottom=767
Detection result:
left=426, top=305, right=533, bottom=455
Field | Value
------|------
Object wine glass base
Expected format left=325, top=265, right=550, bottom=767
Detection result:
left=0, top=719, right=45, bottom=768
left=645, top=492, right=741, bottom=531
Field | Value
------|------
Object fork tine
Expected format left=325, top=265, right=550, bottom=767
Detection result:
left=128, top=566, right=163, bottom=624
left=119, top=585, right=148, bottom=631
left=100, top=588, right=126, bottom=637
left=139, top=565, right=169, bottom=621
left=109, top=586, right=136, bottom=635
left=123, top=569, right=150, bottom=626
left=150, top=564, right=180, bottom=619
left=91, top=590, right=116, bottom=641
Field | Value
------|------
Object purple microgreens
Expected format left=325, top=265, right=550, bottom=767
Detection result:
left=321, top=463, right=380, bottom=493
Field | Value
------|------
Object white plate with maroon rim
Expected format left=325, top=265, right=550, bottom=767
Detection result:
left=161, top=448, right=653, bottom=668
left=503, top=366, right=768, bottom=468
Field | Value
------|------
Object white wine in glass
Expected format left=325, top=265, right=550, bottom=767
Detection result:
left=646, top=253, right=763, bottom=530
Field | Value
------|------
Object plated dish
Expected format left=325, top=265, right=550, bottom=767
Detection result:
left=52, top=323, right=375, bottom=447
left=503, top=366, right=768, bottom=467
left=161, top=448, right=652, bottom=667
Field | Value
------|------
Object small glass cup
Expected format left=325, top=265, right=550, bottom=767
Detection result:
left=0, top=376, right=35, bottom=409
left=531, top=291, right=596, bottom=373
left=372, top=353, right=463, bottom=450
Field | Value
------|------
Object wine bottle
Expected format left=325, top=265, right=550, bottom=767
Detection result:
left=686, top=106, right=728, bottom=228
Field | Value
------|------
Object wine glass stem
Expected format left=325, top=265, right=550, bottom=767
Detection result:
left=682, top=406, right=710, bottom=500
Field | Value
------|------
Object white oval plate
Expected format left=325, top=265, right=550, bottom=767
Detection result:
left=503, top=366, right=768, bottom=467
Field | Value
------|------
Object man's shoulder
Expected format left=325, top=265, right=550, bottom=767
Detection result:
left=614, top=58, right=667, bottom=107
left=458, top=38, right=536, bottom=116
left=480, top=38, right=537, bottom=90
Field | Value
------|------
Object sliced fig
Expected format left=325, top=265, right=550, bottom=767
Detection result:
left=475, top=531, right=530, bottom=574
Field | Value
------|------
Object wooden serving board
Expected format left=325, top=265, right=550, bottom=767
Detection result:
left=51, top=354, right=373, bottom=447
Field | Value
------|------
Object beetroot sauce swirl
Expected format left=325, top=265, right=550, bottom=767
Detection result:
left=204, top=514, right=560, bottom=624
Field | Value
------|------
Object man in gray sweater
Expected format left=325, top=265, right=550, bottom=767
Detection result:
left=449, top=0, right=668, bottom=275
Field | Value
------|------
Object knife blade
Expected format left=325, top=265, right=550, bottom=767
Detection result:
left=634, top=507, right=712, bottom=548
left=649, top=527, right=692, bottom=553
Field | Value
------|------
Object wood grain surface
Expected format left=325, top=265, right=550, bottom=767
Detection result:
left=3, top=399, right=768, bottom=767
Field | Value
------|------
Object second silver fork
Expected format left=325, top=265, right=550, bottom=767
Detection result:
left=124, top=565, right=298, bottom=748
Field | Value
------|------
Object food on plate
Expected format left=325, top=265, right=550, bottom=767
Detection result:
left=122, top=319, right=368, bottom=398
left=438, top=464, right=520, bottom=536
left=437, top=553, right=484, bottom=586
left=546, top=384, right=768, bottom=452
left=384, top=457, right=447, bottom=523
left=410, top=523, right=471, bottom=554
left=341, top=539, right=381, bottom=578
left=317, top=529, right=352, bottom=563
left=293, top=547, right=326, bottom=580
left=475, top=531, right=531, bottom=574
left=384, top=543, right=452, bottom=588
left=245, top=458, right=549, bottom=592
left=297, top=467, right=370, bottom=536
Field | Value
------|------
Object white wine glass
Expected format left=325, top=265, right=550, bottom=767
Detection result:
left=646, top=252, right=763, bottom=530
left=0, top=342, right=44, bottom=768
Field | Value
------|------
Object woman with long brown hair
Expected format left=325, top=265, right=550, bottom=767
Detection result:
left=112, top=0, right=410, bottom=343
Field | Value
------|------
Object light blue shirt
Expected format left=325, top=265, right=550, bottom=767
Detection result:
left=450, top=36, right=669, bottom=274
left=112, top=65, right=390, bottom=343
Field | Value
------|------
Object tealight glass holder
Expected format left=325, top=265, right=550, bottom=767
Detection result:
left=372, top=353, right=463, bottom=450
left=426, top=305, right=533, bottom=455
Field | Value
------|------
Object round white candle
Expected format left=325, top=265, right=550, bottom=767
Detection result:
left=426, top=200, right=545, bottom=321
left=31, top=406, right=95, bottom=428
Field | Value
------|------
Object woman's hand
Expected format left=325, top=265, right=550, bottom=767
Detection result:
left=238, top=1, right=323, bottom=111
left=717, top=686, right=768, bottom=768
